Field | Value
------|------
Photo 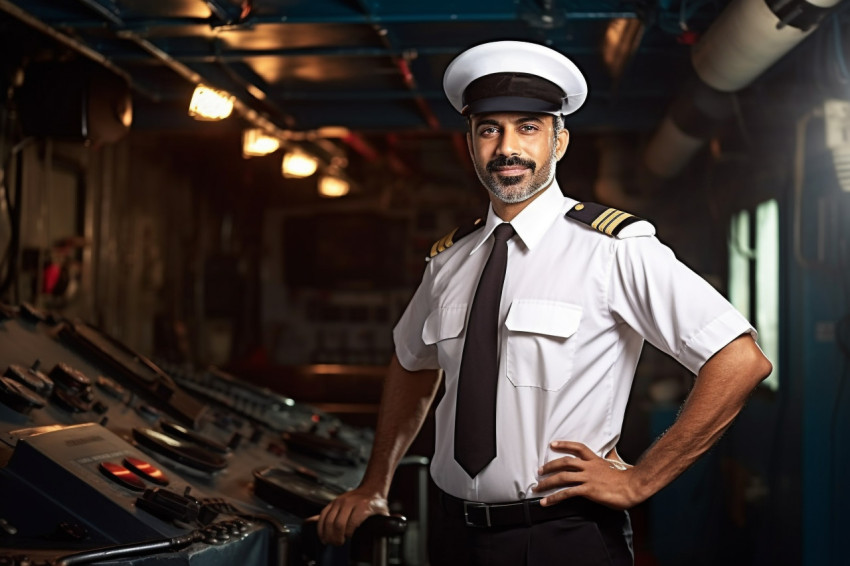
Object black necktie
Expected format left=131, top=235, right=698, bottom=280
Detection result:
left=454, top=222, right=515, bottom=478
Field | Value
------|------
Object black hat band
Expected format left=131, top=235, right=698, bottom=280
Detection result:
left=461, top=72, right=565, bottom=115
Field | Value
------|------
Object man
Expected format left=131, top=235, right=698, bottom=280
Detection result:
left=317, top=40, right=771, bottom=565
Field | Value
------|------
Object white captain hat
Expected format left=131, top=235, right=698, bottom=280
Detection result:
left=443, top=40, right=588, bottom=116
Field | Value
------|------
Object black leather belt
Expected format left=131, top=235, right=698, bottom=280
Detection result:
left=440, top=491, right=601, bottom=529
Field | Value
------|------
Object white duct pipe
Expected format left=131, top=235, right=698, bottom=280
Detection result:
left=643, top=0, right=844, bottom=180
left=693, top=0, right=843, bottom=91
left=644, top=114, right=712, bottom=179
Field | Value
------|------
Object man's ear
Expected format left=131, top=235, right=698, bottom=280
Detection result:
left=556, top=129, right=570, bottom=161
left=467, top=131, right=475, bottom=161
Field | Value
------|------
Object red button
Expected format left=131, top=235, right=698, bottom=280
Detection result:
left=99, top=462, right=146, bottom=491
left=123, top=457, right=170, bottom=486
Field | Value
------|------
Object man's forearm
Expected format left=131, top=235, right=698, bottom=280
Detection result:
left=359, top=354, right=442, bottom=496
left=628, top=334, right=772, bottom=502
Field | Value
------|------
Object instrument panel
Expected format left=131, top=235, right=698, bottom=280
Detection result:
left=0, top=304, right=401, bottom=566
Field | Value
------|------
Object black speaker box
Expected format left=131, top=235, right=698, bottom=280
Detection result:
left=16, top=61, right=132, bottom=144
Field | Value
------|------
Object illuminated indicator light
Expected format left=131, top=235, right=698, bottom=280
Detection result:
left=124, top=456, right=170, bottom=486
left=99, top=461, right=146, bottom=491
left=311, top=414, right=321, bottom=423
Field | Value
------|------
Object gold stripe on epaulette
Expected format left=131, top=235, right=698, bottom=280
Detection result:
left=439, top=228, right=458, bottom=252
left=431, top=227, right=459, bottom=258
left=599, top=210, right=626, bottom=234
left=604, top=212, right=633, bottom=235
left=591, top=208, right=618, bottom=230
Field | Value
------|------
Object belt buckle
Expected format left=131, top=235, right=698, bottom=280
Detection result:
left=463, top=501, right=491, bottom=528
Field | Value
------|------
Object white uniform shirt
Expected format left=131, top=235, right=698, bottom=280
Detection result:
left=393, top=182, right=756, bottom=503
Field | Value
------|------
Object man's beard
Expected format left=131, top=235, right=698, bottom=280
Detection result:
left=474, top=142, right=558, bottom=204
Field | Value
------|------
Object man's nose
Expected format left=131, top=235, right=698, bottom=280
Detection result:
left=497, top=128, right=520, bottom=157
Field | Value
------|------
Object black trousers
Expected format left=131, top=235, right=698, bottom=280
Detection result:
left=429, top=492, right=634, bottom=566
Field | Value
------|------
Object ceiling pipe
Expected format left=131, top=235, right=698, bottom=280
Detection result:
left=115, top=29, right=295, bottom=137
left=643, top=0, right=844, bottom=180
left=693, top=0, right=843, bottom=90
left=0, top=0, right=157, bottom=98
left=351, top=0, right=441, bottom=131
left=40, top=11, right=640, bottom=30
left=50, top=0, right=296, bottom=139
left=0, top=0, right=295, bottom=139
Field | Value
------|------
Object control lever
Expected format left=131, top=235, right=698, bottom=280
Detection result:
left=136, top=487, right=200, bottom=523
left=300, top=514, right=407, bottom=566
left=352, top=515, right=407, bottom=566
left=136, top=487, right=218, bottom=525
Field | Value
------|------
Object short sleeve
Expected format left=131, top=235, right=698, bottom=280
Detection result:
left=393, top=263, right=441, bottom=371
left=607, top=236, right=756, bottom=375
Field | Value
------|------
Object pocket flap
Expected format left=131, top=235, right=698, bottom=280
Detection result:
left=422, top=305, right=467, bottom=345
left=505, top=300, right=582, bottom=339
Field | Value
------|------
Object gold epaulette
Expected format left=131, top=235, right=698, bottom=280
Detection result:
left=427, top=217, right=485, bottom=260
left=565, top=202, right=654, bottom=238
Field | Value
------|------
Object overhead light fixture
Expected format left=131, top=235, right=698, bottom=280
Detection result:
left=281, top=147, right=319, bottom=178
left=242, top=128, right=281, bottom=157
left=318, top=173, right=350, bottom=198
left=188, top=84, right=234, bottom=120
left=314, top=126, right=351, bottom=138
left=279, top=127, right=351, bottom=141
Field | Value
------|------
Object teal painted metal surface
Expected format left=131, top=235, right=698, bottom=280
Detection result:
left=791, top=146, right=850, bottom=565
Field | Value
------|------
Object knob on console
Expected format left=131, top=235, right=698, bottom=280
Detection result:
left=160, top=421, right=230, bottom=455
left=252, top=465, right=345, bottom=518
left=4, top=364, right=53, bottom=396
left=132, top=428, right=229, bottom=473
left=18, top=302, right=47, bottom=323
left=281, top=430, right=358, bottom=466
left=48, top=363, right=92, bottom=393
left=96, top=375, right=128, bottom=401
left=48, top=363, right=95, bottom=413
left=0, top=376, right=46, bottom=414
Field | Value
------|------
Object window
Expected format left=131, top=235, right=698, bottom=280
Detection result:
left=729, top=199, right=780, bottom=390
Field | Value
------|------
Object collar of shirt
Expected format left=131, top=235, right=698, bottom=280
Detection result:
left=469, top=182, right=576, bottom=255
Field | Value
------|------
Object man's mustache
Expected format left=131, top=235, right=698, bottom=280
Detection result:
left=487, top=156, right=537, bottom=173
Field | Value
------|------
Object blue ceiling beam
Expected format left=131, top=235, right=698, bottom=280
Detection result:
left=108, top=44, right=667, bottom=63
left=0, top=0, right=164, bottom=99
left=350, top=0, right=442, bottom=130
left=40, top=10, right=639, bottom=31
left=126, top=85, right=672, bottom=102
left=203, top=0, right=236, bottom=23
left=74, top=0, right=122, bottom=26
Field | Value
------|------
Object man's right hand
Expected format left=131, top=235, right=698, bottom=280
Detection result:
left=316, top=488, right=390, bottom=546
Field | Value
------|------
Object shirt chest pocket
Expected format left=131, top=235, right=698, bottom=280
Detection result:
left=505, top=300, right=582, bottom=391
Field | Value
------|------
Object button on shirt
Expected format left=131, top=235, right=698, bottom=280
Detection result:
left=392, top=182, right=756, bottom=503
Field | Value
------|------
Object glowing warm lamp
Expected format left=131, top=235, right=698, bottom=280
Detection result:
left=318, top=174, right=350, bottom=198
left=281, top=148, right=319, bottom=178
left=188, top=84, right=234, bottom=120
left=243, top=129, right=281, bottom=157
